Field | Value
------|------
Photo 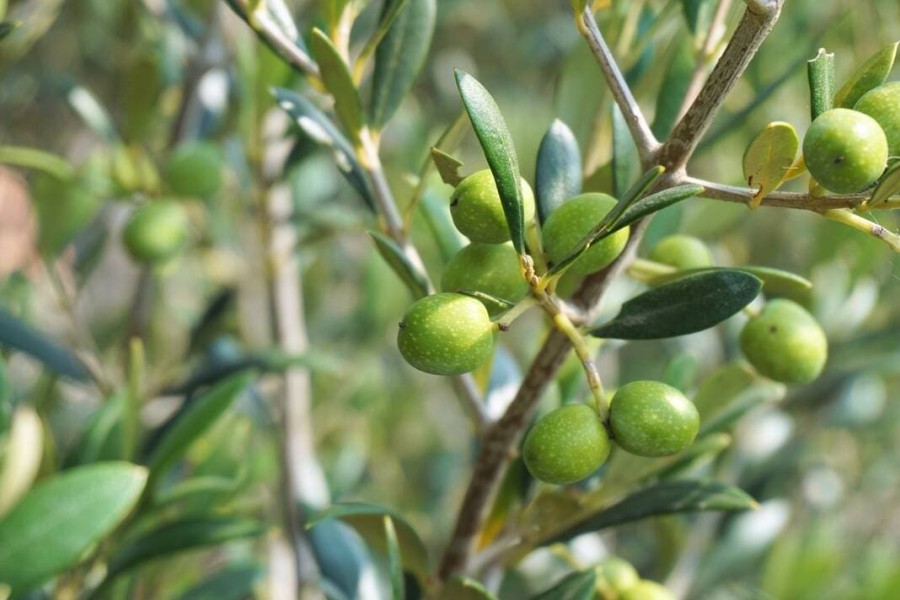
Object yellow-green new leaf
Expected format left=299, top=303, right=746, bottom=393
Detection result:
left=834, top=42, right=899, bottom=109
left=742, top=122, right=799, bottom=209
left=310, top=28, right=365, bottom=144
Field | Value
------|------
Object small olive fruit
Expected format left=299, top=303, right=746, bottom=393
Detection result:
left=854, top=82, right=900, bottom=157
left=650, top=234, right=713, bottom=270
left=522, top=403, right=611, bottom=485
left=609, top=381, right=699, bottom=457
left=542, top=193, right=629, bottom=276
left=450, top=169, right=535, bottom=243
left=739, top=299, right=827, bottom=384
left=441, top=242, right=528, bottom=315
left=802, top=108, right=888, bottom=193
left=397, top=293, right=495, bottom=376
left=122, top=201, right=190, bottom=264
left=165, top=142, right=223, bottom=198
left=595, top=557, right=640, bottom=598
left=620, top=580, right=675, bottom=600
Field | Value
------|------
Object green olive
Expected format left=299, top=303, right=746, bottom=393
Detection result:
left=522, top=403, right=611, bottom=485
left=649, top=234, right=713, bottom=270
left=397, top=293, right=495, bottom=376
left=854, top=82, right=900, bottom=158
left=450, top=169, right=535, bottom=244
left=802, top=108, right=888, bottom=194
left=122, top=200, right=190, bottom=264
left=609, top=381, right=699, bottom=457
left=441, top=242, right=528, bottom=315
left=165, top=142, right=223, bottom=198
left=620, top=580, right=675, bottom=600
left=595, top=556, right=640, bottom=599
left=739, top=299, right=827, bottom=384
left=541, top=193, right=629, bottom=277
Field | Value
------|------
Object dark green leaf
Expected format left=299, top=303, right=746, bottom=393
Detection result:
left=106, top=517, right=265, bottom=579
left=742, top=122, right=799, bottom=208
left=305, top=511, right=369, bottom=600
left=146, top=372, right=254, bottom=481
left=648, top=265, right=812, bottom=303
left=590, top=270, right=761, bottom=340
left=544, top=480, right=757, bottom=545
left=611, top=104, right=639, bottom=198
left=0, top=463, right=147, bottom=593
left=868, top=160, right=900, bottom=208
left=531, top=570, right=597, bottom=600
left=834, top=42, right=899, bottom=108
left=431, top=147, right=465, bottom=186
left=311, top=28, right=365, bottom=142
left=595, top=183, right=702, bottom=243
left=0, top=21, right=18, bottom=41
left=455, top=69, right=527, bottom=254
left=369, top=231, right=430, bottom=299
left=651, top=37, right=694, bottom=138
left=370, top=0, right=436, bottom=128
left=681, top=0, right=715, bottom=34
left=384, top=517, right=404, bottom=600
left=535, top=119, right=582, bottom=224
left=807, top=48, right=834, bottom=120
left=438, top=577, right=498, bottom=600
left=309, top=503, right=430, bottom=581
left=175, top=563, right=264, bottom=600
left=273, top=87, right=375, bottom=210
left=0, top=306, right=89, bottom=381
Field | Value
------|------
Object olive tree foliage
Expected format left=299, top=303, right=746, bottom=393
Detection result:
left=0, top=0, right=899, bottom=598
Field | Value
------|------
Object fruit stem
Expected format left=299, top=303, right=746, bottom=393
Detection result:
left=822, top=209, right=900, bottom=252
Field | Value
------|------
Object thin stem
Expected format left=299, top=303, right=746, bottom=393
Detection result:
left=578, top=6, right=660, bottom=163
left=822, top=209, right=900, bottom=251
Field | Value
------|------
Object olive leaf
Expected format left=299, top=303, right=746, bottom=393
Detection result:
left=535, top=119, right=582, bottom=224
left=590, top=270, right=761, bottom=340
left=0, top=21, right=18, bottom=41
left=742, top=122, right=799, bottom=209
left=531, top=570, right=597, bottom=600
left=868, top=160, right=900, bottom=208
left=807, top=48, right=834, bottom=120
left=0, top=306, right=90, bottom=381
left=681, top=0, right=715, bottom=35
left=431, top=147, right=465, bottom=186
left=693, top=362, right=785, bottom=435
left=652, top=36, right=695, bottom=138
left=0, top=145, right=75, bottom=180
left=420, top=191, right=466, bottom=262
left=369, top=230, right=430, bottom=299
left=649, top=265, right=812, bottom=304
left=834, top=42, right=899, bottom=108
left=384, top=516, right=404, bottom=600
left=438, top=577, right=498, bottom=600
left=310, top=28, right=365, bottom=144
left=612, top=104, right=639, bottom=198
left=455, top=69, right=528, bottom=254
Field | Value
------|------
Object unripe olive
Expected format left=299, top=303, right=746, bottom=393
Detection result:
left=397, top=293, right=495, bottom=376
left=802, top=108, right=888, bottom=193
left=649, top=234, right=713, bottom=270
left=542, top=193, right=629, bottom=277
left=609, top=381, right=699, bottom=457
left=122, top=201, right=190, bottom=264
left=854, top=82, right=900, bottom=157
left=739, top=299, right=827, bottom=384
left=165, top=142, right=223, bottom=198
left=595, top=556, right=640, bottom=599
left=620, top=580, right=675, bottom=600
left=450, top=169, right=536, bottom=244
left=522, top=403, right=611, bottom=485
left=441, top=242, right=528, bottom=315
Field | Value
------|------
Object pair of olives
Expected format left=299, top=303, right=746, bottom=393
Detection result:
left=803, top=82, right=900, bottom=194
left=594, top=557, right=675, bottom=600
left=522, top=380, right=700, bottom=485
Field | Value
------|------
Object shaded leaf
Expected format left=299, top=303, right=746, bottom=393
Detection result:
left=742, top=122, right=799, bottom=209
left=273, top=87, right=375, bottom=210
left=370, top=0, right=436, bottom=128
left=544, top=480, right=757, bottom=545
left=311, top=28, right=365, bottom=143
left=531, top=570, right=597, bottom=600
left=650, top=433, right=732, bottom=480
left=384, top=517, right=404, bottom=600
left=648, top=265, right=812, bottom=303
left=419, top=191, right=465, bottom=261
left=535, top=119, right=582, bottom=224
left=0, top=21, right=17, bottom=41
left=681, top=0, right=715, bottom=35
left=431, top=147, right=465, bottom=186
left=696, top=363, right=786, bottom=436
left=591, top=270, right=761, bottom=340
left=306, top=511, right=369, bottom=600
left=868, top=160, right=900, bottom=208
left=651, top=36, right=694, bottom=138
left=611, top=104, right=638, bottom=198
left=175, top=563, right=264, bottom=600
left=224, top=0, right=309, bottom=63
left=455, top=70, right=527, bottom=254
left=806, top=48, right=834, bottom=120
left=0, top=306, right=89, bottom=381
left=0, top=463, right=147, bottom=593
left=369, top=231, right=430, bottom=299
left=834, top=42, right=899, bottom=108
left=438, top=577, right=497, bottom=600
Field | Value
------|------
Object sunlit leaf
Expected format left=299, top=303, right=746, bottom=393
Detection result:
left=834, top=42, right=899, bottom=108
left=742, top=122, right=799, bottom=209
left=0, top=407, right=43, bottom=517
left=310, top=28, right=365, bottom=143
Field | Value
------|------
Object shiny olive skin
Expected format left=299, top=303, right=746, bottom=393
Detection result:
left=122, top=201, right=190, bottom=264
left=650, top=234, right=713, bottom=270
left=609, top=381, right=699, bottom=457
left=802, top=108, right=888, bottom=193
left=441, top=242, right=528, bottom=315
left=449, top=169, right=535, bottom=244
left=522, top=403, right=611, bottom=485
left=854, top=82, right=900, bottom=157
left=541, top=193, right=629, bottom=277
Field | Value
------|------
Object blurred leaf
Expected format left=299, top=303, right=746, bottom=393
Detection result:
left=309, top=502, right=430, bottom=582
left=544, top=480, right=756, bottom=545
left=0, top=21, right=17, bottom=40
left=535, top=119, right=582, bottom=224
left=652, top=37, right=694, bottom=138
left=175, top=563, right=264, bottom=600
left=71, top=395, right=123, bottom=466
left=438, top=577, right=497, bottom=600
left=273, top=88, right=375, bottom=210
left=479, top=458, right=527, bottom=547
left=370, top=0, right=436, bottom=128
left=224, top=0, right=309, bottom=64
left=569, top=1, right=589, bottom=13
left=806, top=48, right=834, bottom=120
left=31, top=172, right=103, bottom=256
left=122, top=56, right=161, bottom=142
left=531, top=570, right=597, bottom=600
left=146, top=372, right=254, bottom=481
left=188, top=289, right=237, bottom=356
left=311, top=28, right=365, bottom=143
left=0, top=407, right=43, bottom=517
left=65, top=84, right=119, bottom=142
left=455, top=69, right=527, bottom=254
left=611, top=104, right=638, bottom=198
left=650, top=433, right=732, bottom=480
left=153, top=476, right=241, bottom=508
left=662, top=352, right=699, bottom=393
left=368, top=231, right=430, bottom=299
left=694, top=362, right=785, bottom=435
left=742, top=122, right=799, bottom=209
left=834, top=42, right=898, bottom=108
left=681, top=0, right=714, bottom=34
left=384, top=516, right=404, bottom=600
left=106, top=517, right=265, bottom=580
left=306, top=511, right=369, bottom=600
left=431, top=147, right=465, bottom=187
left=0, top=462, right=147, bottom=593
left=868, top=161, right=900, bottom=208
left=0, top=145, right=74, bottom=180
left=591, top=271, right=761, bottom=340
left=648, top=265, right=812, bottom=303
left=420, top=190, right=465, bottom=262
left=0, top=306, right=89, bottom=381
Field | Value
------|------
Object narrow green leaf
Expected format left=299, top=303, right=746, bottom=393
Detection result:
left=834, top=42, right=899, bottom=108
left=648, top=265, right=812, bottom=303
left=252, top=0, right=304, bottom=49
left=0, top=145, right=74, bottom=180
left=273, top=87, right=375, bottom=211
left=384, top=517, right=404, bottom=600
left=807, top=48, right=835, bottom=120
left=650, top=432, right=732, bottom=480
left=611, top=104, right=639, bottom=198
left=420, top=191, right=466, bottom=261
left=66, top=84, right=119, bottom=142
left=590, top=270, right=761, bottom=340
left=369, top=230, right=430, bottom=299
left=868, top=160, right=900, bottom=207
left=742, top=122, right=799, bottom=209
left=0, top=463, right=147, bottom=593
left=175, top=563, right=264, bottom=600
left=455, top=69, right=527, bottom=254
left=535, top=119, right=582, bottom=224
left=544, top=480, right=757, bottom=545
left=595, top=183, right=702, bottom=243
left=695, top=363, right=786, bottom=436
left=0, top=306, right=89, bottom=381
left=681, top=0, right=715, bottom=35
left=106, top=517, right=264, bottom=579
left=370, top=0, right=436, bottom=128
left=431, top=147, right=465, bottom=186
left=0, top=407, right=43, bottom=517
left=0, top=21, right=17, bottom=41
left=438, top=577, right=498, bottom=600
left=651, top=37, right=694, bottom=138
left=146, top=372, right=254, bottom=480
left=531, top=570, right=597, bottom=600
left=308, top=502, right=430, bottom=582
left=310, top=28, right=365, bottom=143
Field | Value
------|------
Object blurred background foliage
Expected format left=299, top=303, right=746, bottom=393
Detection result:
left=1, top=0, right=900, bottom=598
